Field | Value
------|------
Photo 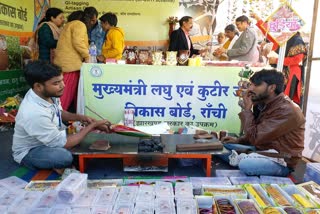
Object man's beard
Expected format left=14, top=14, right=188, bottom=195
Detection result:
left=251, top=88, right=269, bottom=102
left=42, top=89, right=63, bottom=98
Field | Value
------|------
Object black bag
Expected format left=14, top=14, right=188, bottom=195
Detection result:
left=138, top=138, right=164, bottom=153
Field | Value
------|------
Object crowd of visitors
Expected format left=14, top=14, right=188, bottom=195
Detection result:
left=12, top=7, right=307, bottom=176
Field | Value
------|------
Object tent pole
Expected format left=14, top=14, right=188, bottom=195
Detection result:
left=303, top=0, right=319, bottom=115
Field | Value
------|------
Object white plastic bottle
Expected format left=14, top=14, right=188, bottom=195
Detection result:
left=124, top=108, right=135, bottom=128
left=89, top=41, right=97, bottom=63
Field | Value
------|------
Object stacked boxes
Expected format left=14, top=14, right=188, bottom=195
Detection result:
left=260, top=176, right=294, bottom=185
left=281, top=184, right=318, bottom=208
left=190, top=177, right=231, bottom=195
left=304, top=163, right=320, bottom=184
left=215, top=169, right=247, bottom=177
left=0, top=176, right=28, bottom=190
left=2, top=173, right=320, bottom=213
left=56, top=173, right=88, bottom=204
left=229, top=176, right=260, bottom=185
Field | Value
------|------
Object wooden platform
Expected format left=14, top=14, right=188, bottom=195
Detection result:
left=77, top=153, right=213, bottom=176
left=72, top=133, right=228, bottom=177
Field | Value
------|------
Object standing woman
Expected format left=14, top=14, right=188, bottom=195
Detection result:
left=54, top=11, right=90, bottom=111
left=268, top=33, right=307, bottom=105
left=36, top=8, right=64, bottom=62
left=222, top=24, right=239, bottom=50
left=97, top=12, right=125, bottom=61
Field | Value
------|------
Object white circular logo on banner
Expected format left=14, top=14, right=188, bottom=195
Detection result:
left=90, top=66, right=102, bottom=77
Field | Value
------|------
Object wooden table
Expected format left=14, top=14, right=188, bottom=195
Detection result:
left=71, top=133, right=228, bottom=177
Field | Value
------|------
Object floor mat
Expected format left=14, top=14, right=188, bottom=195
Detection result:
left=10, top=166, right=60, bottom=182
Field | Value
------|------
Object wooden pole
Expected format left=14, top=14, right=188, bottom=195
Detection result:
left=276, top=43, right=286, bottom=73
left=303, top=0, right=319, bottom=115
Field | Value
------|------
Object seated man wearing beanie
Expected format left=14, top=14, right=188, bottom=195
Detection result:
left=12, top=60, right=111, bottom=175
left=220, top=69, right=305, bottom=176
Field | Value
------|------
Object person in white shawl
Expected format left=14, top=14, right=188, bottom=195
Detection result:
left=31, top=8, right=65, bottom=63
left=223, top=24, right=239, bottom=50
left=213, top=24, right=239, bottom=60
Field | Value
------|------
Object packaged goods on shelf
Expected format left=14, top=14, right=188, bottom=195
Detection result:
left=34, top=190, right=58, bottom=208
left=71, top=189, right=99, bottom=207
left=262, top=184, right=294, bottom=207
left=202, top=185, right=247, bottom=199
left=136, top=184, right=155, bottom=202
left=7, top=191, right=42, bottom=213
left=214, top=195, right=240, bottom=214
left=0, top=176, right=28, bottom=190
left=229, top=176, right=260, bottom=185
left=155, top=197, right=175, bottom=214
left=155, top=181, right=174, bottom=198
left=234, top=199, right=262, bottom=214
left=298, top=181, right=320, bottom=205
left=117, top=186, right=138, bottom=203
left=245, top=184, right=275, bottom=208
left=91, top=205, right=113, bottom=214
left=304, top=163, right=320, bottom=184
left=260, top=176, right=294, bottom=185
left=215, top=170, right=247, bottom=177
left=175, top=182, right=194, bottom=199
left=190, top=177, right=231, bottom=195
left=94, top=187, right=118, bottom=205
left=25, top=180, right=61, bottom=191
left=56, top=173, right=88, bottom=204
left=134, top=201, right=154, bottom=214
left=112, top=202, right=135, bottom=214
left=281, top=184, right=318, bottom=208
left=176, top=198, right=198, bottom=214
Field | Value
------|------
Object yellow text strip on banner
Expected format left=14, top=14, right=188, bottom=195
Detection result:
left=51, top=0, right=180, bottom=42
left=0, top=0, right=34, bottom=36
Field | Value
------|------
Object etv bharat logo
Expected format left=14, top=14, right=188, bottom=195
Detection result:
left=90, top=66, right=103, bottom=77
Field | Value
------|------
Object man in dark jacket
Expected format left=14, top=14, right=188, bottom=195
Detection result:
left=168, top=16, right=207, bottom=57
left=221, top=69, right=305, bottom=176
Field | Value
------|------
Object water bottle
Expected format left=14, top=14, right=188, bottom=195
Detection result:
left=124, top=108, right=135, bottom=128
left=89, top=41, right=97, bottom=63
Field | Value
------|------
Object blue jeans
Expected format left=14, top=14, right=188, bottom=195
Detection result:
left=21, top=146, right=73, bottom=170
left=218, top=143, right=291, bottom=177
